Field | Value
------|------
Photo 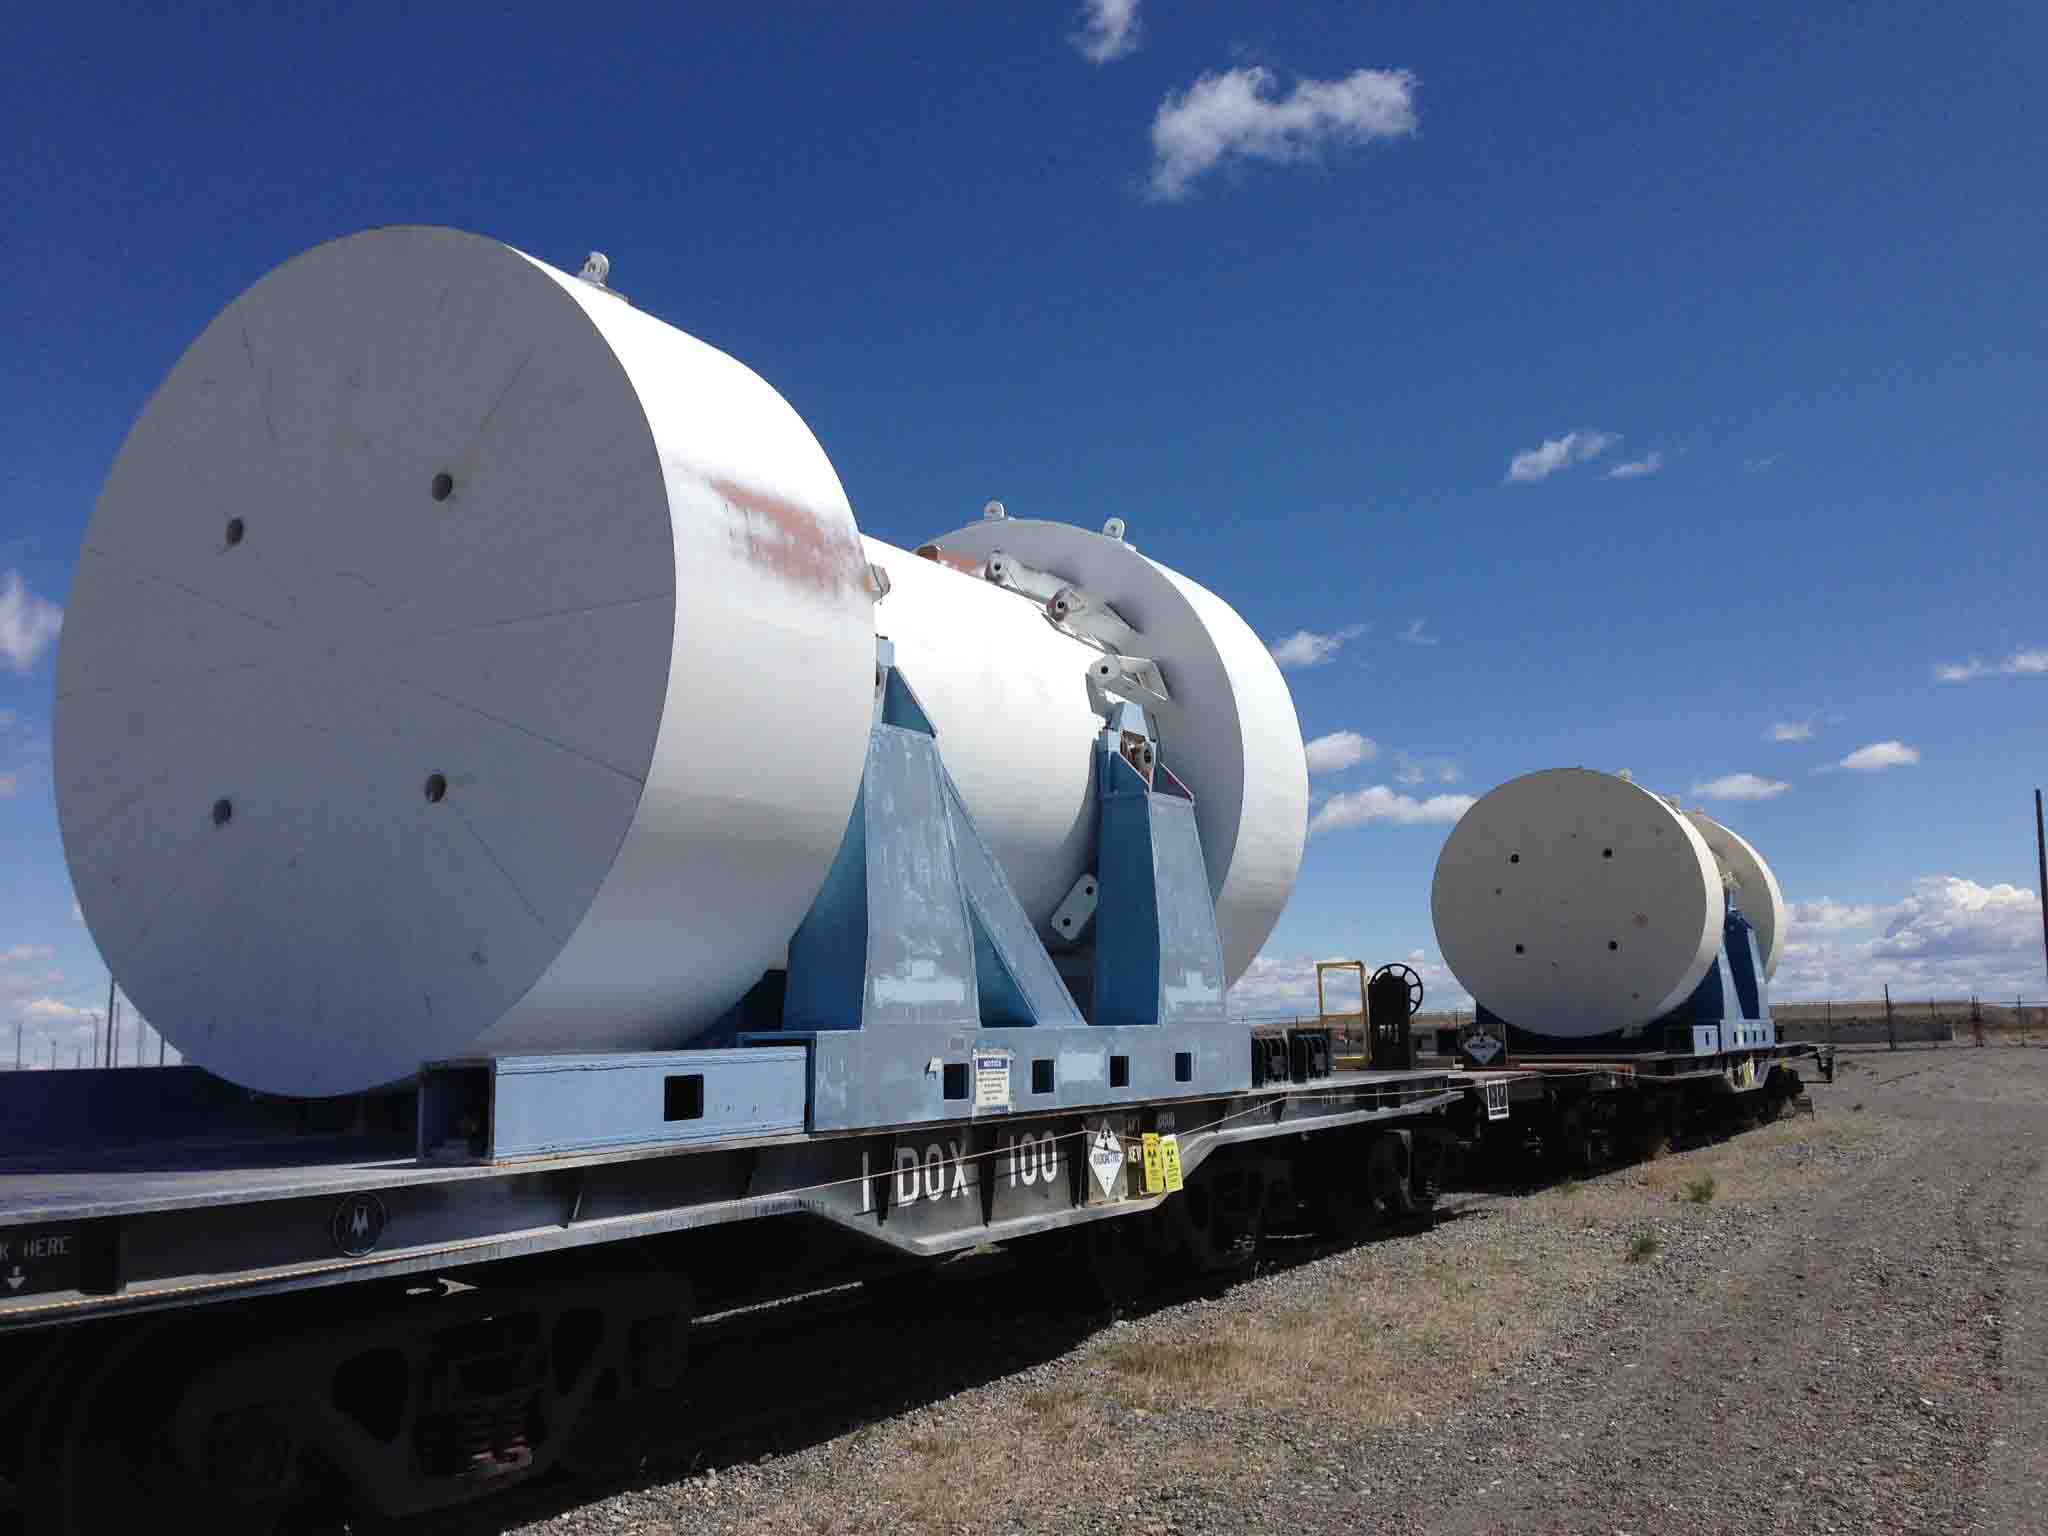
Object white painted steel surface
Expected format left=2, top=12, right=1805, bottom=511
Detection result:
left=57, top=228, right=878, bottom=1097
left=926, top=518, right=1310, bottom=983
left=1683, top=811, right=1785, bottom=980
left=1431, top=768, right=1724, bottom=1038
left=56, top=227, right=1310, bottom=1097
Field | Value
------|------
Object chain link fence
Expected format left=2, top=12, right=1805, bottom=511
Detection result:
left=1246, top=1000, right=2045, bottom=1056
left=1773, top=998, right=2044, bottom=1049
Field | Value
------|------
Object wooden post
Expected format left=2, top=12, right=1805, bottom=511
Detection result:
left=1929, top=998, right=1940, bottom=1045
left=1885, top=984, right=1896, bottom=1051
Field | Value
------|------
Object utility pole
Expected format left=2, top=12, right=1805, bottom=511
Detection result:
left=13, top=1019, right=20, bottom=1071
left=2036, top=789, right=2047, bottom=1003
left=1885, top=984, right=1896, bottom=1051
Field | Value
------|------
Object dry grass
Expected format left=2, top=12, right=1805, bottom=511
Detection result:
left=1017, top=1386, right=1091, bottom=1438
left=891, top=1426, right=1015, bottom=1527
left=858, top=1389, right=1098, bottom=1530
left=1078, top=1115, right=1876, bottom=1431
left=1623, top=1113, right=1871, bottom=1206
left=1091, top=1241, right=1590, bottom=1429
left=801, top=1241, right=1584, bottom=1532
left=758, top=1108, right=1880, bottom=1532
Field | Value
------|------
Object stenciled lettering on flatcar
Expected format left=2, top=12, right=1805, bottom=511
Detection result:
left=1005, top=1131, right=1060, bottom=1188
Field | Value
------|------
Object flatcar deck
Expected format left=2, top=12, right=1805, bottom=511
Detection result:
left=0, top=1064, right=1462, bottom=1332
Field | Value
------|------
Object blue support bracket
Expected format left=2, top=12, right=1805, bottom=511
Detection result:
left=1090, top=733, right=1227, bottom=1030
left=418, top=1046, right=809, bottom=1163
left=781, top=654, right=1085, bottom=1038
left=758, top=650, right=1251, bottom=1133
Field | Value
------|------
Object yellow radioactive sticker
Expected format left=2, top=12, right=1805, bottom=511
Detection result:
left=1159, top=1134, right=1184, bottom=1193
left=1140, top=1132, right=1165, bottom=1193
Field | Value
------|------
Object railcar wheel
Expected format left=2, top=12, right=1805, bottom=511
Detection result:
left=1166, top=1162, right=1267, bottom=1274
left=1407, top=1133, right=1447, bottom=1217
left=1547, top=1104, right=1595, bottom=1177
left=23, top=1321, right=344, bottom=1536
left=1082, top=1218, right=1165, bottom=1313
left=1309, top=1177, right=1378, bottom=1240
left=1363, top=1133, right=1414, bottom=1219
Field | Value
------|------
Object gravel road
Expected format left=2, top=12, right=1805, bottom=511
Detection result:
left=414, top=1047, right=2048, bottom=1536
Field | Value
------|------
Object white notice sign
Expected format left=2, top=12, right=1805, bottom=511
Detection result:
left=974, top=1053, right=1012, bottom=1110
left=1087, top=1126, right=1124, bottom=1198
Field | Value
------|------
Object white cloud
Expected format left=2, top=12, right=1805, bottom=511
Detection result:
left=22, top=997, right=94, bottom=1026
left=1769, top=876, right=2044, bottom=1002
left=1743, top=453, right=1783, bottom=473
left=1227, top=948, right=1471, bottom=1018
left=1872, top=877, right=2042, bottom=962
left=1504, top=430, right=1617, bottom=485
left=1303, top=730, right=1377, bottom=775
left=1147, top=65, right=1418, bottom=202
left=1934, top=648, right=2048, bottom=683
left=1069, top=0, right=1140, bottom=63
left=1787, top=898, right=1882, bottom=932
left=0, top=771, right=18, bottom=799
left=4, top=979, right=173, bottom=1067
left=0, top=948, right=175, bottom=1067
left=1392, top=751, right=1461, bottom=787
left=1838, top=740, right=1919, bottom=773
left=1765, top=717, right=1815, bottom=742
left=1310, top=784, right=1475, bottom=834
left=71, top=899, right=83, bottom=923
left=1606, top=451, right=1665, bottom=480
left=1270, top=623, right=1365, bottom=669
left=1397, top=618, right=1437, bottom=646
left=1227, top=952, right=1331, bottom=1017
left=0, top=950, right=61, bottom=1003
left=1691, top=772, right=1791, bottom=801
left=0, top=571, right=63, bottom=672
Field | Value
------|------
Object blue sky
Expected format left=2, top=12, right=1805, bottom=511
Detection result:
left=4, top=1, right=2045, bottom=1061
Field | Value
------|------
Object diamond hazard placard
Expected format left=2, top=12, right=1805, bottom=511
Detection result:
left=1087, top=1126, right=1124, bottom=1199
